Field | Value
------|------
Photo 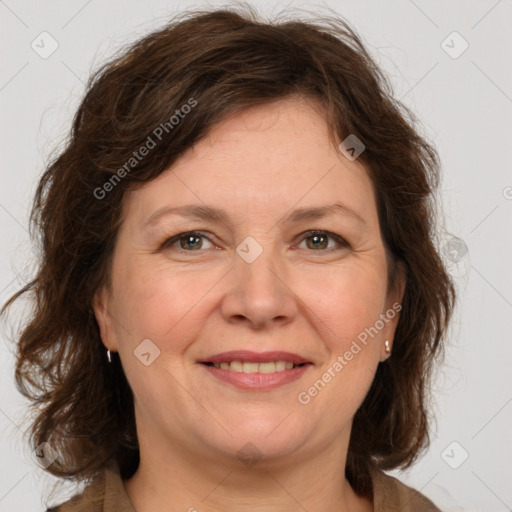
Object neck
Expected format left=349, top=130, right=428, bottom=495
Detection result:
left=123, top=424, right=373, bottom=512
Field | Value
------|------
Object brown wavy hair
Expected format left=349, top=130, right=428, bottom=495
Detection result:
left=2, top=3, right=456, bottom=499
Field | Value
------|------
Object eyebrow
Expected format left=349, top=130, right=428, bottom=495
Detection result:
left=143, top=201, right=367, bottom=228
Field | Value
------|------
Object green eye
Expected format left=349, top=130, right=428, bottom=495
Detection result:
left=299, top=231, right=350, bottom=251
left=160, top=230, right=350, bottom=254
left=162, top=231, right=213, bottom=251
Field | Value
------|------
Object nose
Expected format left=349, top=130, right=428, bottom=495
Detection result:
left=220, top=244, right=298, bottom=330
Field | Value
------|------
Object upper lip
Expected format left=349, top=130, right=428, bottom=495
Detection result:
left=198, top=350, right=311, bottom=365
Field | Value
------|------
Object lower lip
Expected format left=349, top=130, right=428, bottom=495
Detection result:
left=199, top=363, right=313, bottom=390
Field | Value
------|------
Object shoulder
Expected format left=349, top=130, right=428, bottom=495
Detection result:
left=45, top=460, right=135, bottom=512
left=45, top=468, right=107, bottom=512
left=370, top=468, right=441, bottom=512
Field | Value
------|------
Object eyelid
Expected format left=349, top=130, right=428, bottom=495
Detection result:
left=159, top=230, right=215, bottom=251
left=159, top=229, right=350, bottom=252
left=296, top=230, right=350, bottom=250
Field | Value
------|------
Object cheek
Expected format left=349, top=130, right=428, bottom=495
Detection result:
left=110, top=256, right=218, bottom=349
left=296, top=268, right=385, bottom=414
left=302, top=260, right=388, bottom=342
left=110, top=241, right=388, bottom=362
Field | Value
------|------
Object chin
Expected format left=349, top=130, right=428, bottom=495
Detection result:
left=196, top=418, right=309, bottom=464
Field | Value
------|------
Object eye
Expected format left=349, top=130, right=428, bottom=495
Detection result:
left=160, top=231, right=215, bottom=252
left=297, top=230, right=350, bottom=251
left=159, top=229, right=350, bottom=254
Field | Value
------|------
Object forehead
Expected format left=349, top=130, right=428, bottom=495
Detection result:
left=122, top=97, right=378, bottom=229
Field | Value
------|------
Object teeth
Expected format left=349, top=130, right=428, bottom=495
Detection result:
left=258, top=362, right=275, bottom=373
left=275, top=361, right=286, bottom=371
left=243, top=362, right=259, bottom=373
left=211, top=360, right=301, bottom=373
left=230, top=361, right=243, bottom=372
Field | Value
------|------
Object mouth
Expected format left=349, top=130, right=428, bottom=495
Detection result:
left=198, top=350, right=311, bottom=370
left=197, top=350, right=313, bottom=390
left=201, top=361, right=307, bottom=372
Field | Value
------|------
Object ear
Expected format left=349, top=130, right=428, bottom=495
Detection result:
left=92, top=287, right=118, bottom=352
left=380, top=261, right=406, bottom=361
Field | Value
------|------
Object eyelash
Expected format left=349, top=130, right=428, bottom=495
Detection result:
left=159, top=230, right=350, bottom=253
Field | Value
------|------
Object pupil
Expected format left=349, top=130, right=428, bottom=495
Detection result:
left=182, top=235, right=201, bottom=250
left=309, top=234, right=327, bottom=249
left=180, top=234, right=328, bottom=251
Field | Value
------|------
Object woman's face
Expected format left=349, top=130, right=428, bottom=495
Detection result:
left=94, top=96, right=404, bottom=467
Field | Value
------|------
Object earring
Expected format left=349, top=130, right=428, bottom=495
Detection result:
left=384, top=340, right=391, bottom=354
left=107, top=349, right=112, bottom=363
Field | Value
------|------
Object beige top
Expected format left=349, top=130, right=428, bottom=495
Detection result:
left=47, top=460, right=441, bottom=511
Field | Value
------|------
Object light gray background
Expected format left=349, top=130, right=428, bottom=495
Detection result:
left=1, top=1, right=511, bottom=510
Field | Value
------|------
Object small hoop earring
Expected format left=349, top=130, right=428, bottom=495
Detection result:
left=107, top=349, right=112, bottom=363
left=384, top=340, right=391, bottom=355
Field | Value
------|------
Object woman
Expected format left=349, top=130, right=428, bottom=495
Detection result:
left=2, top=5, right=455, bottom=511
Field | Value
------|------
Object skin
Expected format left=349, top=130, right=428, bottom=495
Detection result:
left=94, top=95, right=405, bottom=512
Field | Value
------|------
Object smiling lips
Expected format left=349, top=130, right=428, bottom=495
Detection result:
left=198, top=350, right=313, bottom=390
left=208, top=360, right=297, bottom=373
